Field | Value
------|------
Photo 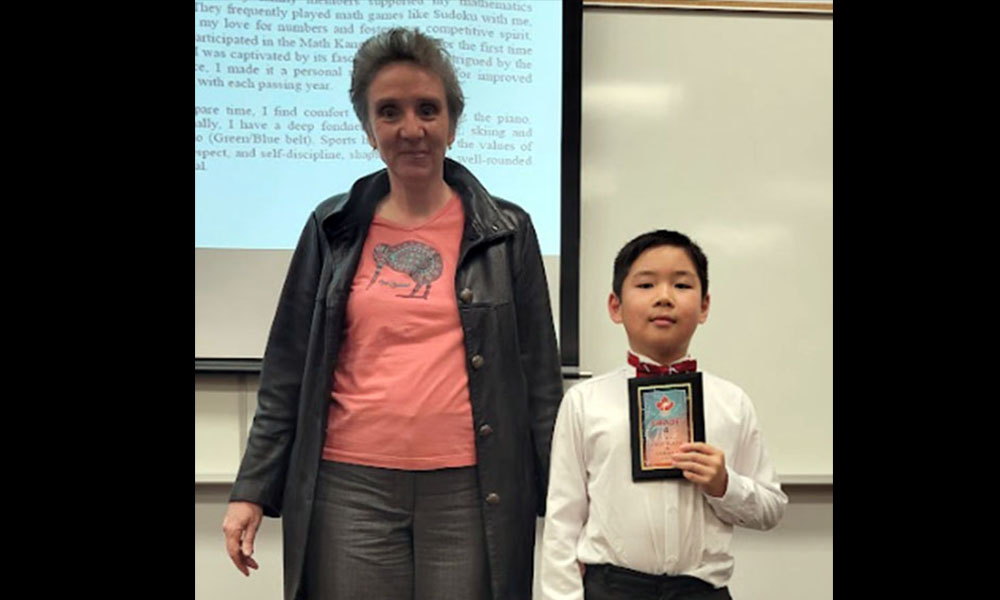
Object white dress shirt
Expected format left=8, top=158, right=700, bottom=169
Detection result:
left=540, top=357, right=787, bottom=599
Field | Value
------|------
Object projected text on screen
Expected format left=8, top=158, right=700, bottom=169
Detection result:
left=195, top=0, right=562, bottom=254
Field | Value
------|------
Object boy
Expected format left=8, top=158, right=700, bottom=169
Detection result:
left=540, top=230, right=787, bottom=600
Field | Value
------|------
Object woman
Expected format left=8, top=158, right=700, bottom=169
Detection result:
left=222, top=28, right=563, bottom=600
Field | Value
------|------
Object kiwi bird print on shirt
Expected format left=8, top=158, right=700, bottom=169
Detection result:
left=366, top=241, right=443, bottom=299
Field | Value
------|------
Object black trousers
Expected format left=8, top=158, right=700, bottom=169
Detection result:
left=303, top=460, right=492, bottom=600
left=584, top=564, right=733, bottom=600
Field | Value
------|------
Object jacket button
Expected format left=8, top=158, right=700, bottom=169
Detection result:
left=478, top=424, right=493, bottom=437
left=471, top=354, right=484, bottom=369
left=485, top=492, right=500, bottom=505
left=459, top=288, right=474, bottom=304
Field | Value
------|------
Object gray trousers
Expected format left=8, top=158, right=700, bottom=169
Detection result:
left=303, top=460, right=492, bottom=600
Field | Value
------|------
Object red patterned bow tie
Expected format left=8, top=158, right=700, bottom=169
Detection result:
left=628, top=352, right=698, bottom=377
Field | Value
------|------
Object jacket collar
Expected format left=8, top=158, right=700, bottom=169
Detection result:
left=318, top=158, right=517, bottom=241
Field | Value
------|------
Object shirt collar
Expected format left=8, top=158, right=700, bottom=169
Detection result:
left=626, top=349, right=695, bottom=368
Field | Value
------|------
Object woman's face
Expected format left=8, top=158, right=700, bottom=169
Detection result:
left=365, top=61, right=454, bottom=185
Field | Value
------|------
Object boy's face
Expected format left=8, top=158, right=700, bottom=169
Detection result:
left=608, top=245, right=710, bottom=365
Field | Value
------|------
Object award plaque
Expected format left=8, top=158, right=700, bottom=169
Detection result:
left=628, top=371, right=706, bottom=481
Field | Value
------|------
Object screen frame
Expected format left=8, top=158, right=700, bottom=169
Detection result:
left=560, top=0, right=583, bottom=369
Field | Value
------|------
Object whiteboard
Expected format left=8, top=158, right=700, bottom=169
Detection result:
left=577, top=9, right=832, bottom=479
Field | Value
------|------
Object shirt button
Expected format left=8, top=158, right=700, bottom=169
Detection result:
left=459, top=288, right=474, bottom=304
left=485, top=493, right=500, bottom=505
left=471, top=354, right=484, bottom=369
left=478, top=424, right=493, bottom=438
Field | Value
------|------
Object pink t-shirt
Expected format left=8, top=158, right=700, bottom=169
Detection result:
left=323, top=193, right=477, bottom=470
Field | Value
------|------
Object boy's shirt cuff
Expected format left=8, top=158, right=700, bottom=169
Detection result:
left=704, top=466, right=749, bottom=518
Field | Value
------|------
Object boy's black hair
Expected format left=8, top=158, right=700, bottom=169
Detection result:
left=612, top=230, right=709, bottom=300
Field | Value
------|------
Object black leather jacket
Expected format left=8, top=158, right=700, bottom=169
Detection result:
left=230, top=158, right=563, bottom=600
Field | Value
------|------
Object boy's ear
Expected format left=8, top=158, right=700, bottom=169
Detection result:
left=698, top=292, right=711, bottom=324
left=608, top=292, right=624, bottom=324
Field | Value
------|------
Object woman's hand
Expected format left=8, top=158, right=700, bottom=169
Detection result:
left=222, top=501, right=264, bottom=576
